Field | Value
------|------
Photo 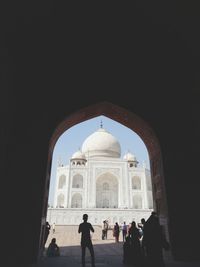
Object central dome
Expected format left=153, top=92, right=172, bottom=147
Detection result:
left=82, top=128, right=121, bottom=158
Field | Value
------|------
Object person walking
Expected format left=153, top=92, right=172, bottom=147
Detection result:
left=78, top=214, right=95, bottom=267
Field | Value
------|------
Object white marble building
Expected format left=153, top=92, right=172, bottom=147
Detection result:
left=47, top=127, right=153, bottom=225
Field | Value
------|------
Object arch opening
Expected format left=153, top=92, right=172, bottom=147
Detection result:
left=40, top=101, right=170, bottom=260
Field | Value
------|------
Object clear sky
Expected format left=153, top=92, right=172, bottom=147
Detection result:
left=48, top=115, right=150, bottom=206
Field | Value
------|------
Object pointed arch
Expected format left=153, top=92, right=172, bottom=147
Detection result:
left=48, top=101, right=168, bottom=217
left=132, top=176, right=141, bottom=190
left=72, top=174, right=83, bottom=188
left=43, top=101, right=169, bottom=256
left=71, top=193, right=82, bottom=208
left=133, top=194, right=143, bottom=209
left=96, top=172, right=118, bottom=208
left=57, top=193, right=65, bottom=208
left=58, top=175, right=66, bottom=189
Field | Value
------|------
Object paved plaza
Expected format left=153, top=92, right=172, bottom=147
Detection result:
left=30, top=226, right=200, bottom=267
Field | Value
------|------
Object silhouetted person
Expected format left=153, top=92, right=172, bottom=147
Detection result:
left=128, top=221, right=143, bottom=266
left=104, top=220, right=109, bottom=239
left=102, top=220, right=107, bottom=240
left=138, top=218, right=146, bottom=258
left=140, top=218, right=146, bottom=233
left=113, top=222, right=120, bottom=242
left=142, top=212, right=165, bottom=267
left=46, top=238, right=60, bottom=257
left=122, top=221, right=128, bottom=242
left=78, top=214, right=95, bottom=267
left=44, top=221, right=51, bottom=247
left=123, top=235, right=132, bottom=265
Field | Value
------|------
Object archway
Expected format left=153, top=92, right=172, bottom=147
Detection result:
left=96, top=172, right=118, bottom=208
left=71, top=193, right=82, bottom=208
left=40, top=101, right=169, bottom=259
left=72, top=174, right=83, bottom=188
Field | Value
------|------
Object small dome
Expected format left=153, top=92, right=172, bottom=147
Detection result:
left=82, top=128, right=121, bottom=158
left=71, top=150, right=86, bottom=160
left=123, top=152, right=137, bottom=162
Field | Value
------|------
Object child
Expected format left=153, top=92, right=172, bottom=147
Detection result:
left=46, top=238, right=60, bottom=257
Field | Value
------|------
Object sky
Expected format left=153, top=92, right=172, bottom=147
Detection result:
left=48, top=115, right=150, bottom=206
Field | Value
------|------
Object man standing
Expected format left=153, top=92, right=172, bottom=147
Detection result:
left=44, top=221, right=51, bottom=247
left=78, top=214, right=95, bottom=267
left=102, top=220, right=108, bottom=240
left=122, top=221, right=128, bottom=242
left=104, top=220, right=109, bottom=240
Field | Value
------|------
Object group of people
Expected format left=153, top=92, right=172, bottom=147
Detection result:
left=43, top=221, right=60, bottom=257
left=113, top=221, right=128, bottom=243
left=80, top=212, right=169, bottom=267
left=102, top=220, right=141, bottom=244
left=43, top=212, right=169, bottom=267
left=123, top=212, right=170, bottom=267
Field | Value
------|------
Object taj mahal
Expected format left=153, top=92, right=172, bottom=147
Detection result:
left=47, top=125, right=153, bottom=225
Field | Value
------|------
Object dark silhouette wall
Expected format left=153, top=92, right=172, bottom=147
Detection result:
left=1, top=3, right=200, bottom=264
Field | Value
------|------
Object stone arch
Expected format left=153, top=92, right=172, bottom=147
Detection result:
left=49, top=102, right=167, bottom=215
left=132, top=176, right=141, bottom=190
left=57, top=193, right=64, bottom=208
left=96, top=172, right=118, bottom=208
left=72, top=174, right=83, bottom=188
left=44, top=101, right=169, bottom=255
left=58, top=175, right=66, bottom=189
left=71, top=193, right=82, bottom=208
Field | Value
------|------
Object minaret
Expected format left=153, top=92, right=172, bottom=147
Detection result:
left=57, top=156, right=61, bottom=167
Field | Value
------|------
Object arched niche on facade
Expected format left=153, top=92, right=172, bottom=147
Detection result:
left=132, top=175, right=141, bottom=190
left=133, top=194, right=143, bottom=209
left=96, top=172, right=118, bottom=208
left=71, top=193, right=82, bottom=208
left=72, top=174, right=83, bottom=188
left=58, top=175, right=66, bottom=189
left=57, top=193, right=65, bottom=208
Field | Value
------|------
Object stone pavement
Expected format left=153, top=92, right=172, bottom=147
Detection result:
left=31, top=226, right=200, bottom=267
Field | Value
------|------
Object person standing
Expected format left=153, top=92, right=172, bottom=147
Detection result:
left=142, top=211, right=166, bottom=267
left=102, top=220, right=106, bottom=240
left=104, top=220, right=109, bottom=240
left=52, top=222, right=56, bottom=234
left=44, top=221, right=51, bottom=247
left=122, top=221, right=128, bottom=242
left=78, top=214, right=95, bottom=267
left=128, top=221, right=143, bottom=266
left=139, top=218, right=146, bottom=258
left=113, top=222, right=120, bottom=243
